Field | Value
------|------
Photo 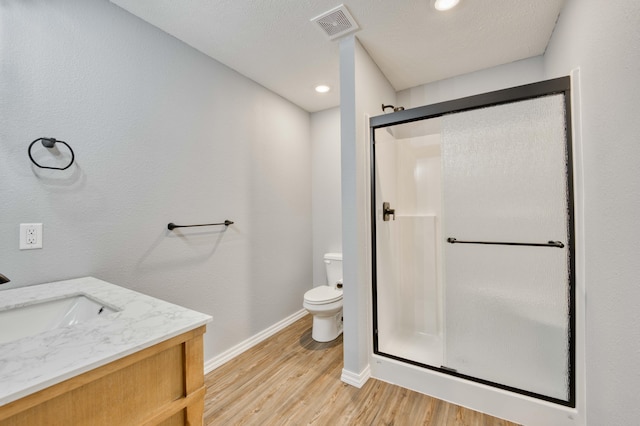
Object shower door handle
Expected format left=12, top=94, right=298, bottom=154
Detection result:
left=446, top=237, right=564, bottom=248
left=383, top=202, right=395, bottom=221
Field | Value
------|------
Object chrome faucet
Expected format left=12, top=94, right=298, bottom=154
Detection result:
left=0, top=273, right=10, bottom=285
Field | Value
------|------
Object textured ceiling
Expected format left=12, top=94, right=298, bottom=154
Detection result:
left=109, top=0, right=565, bottom=112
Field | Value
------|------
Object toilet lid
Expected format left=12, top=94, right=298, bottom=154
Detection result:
left=304, top=286, right=342, bottom=304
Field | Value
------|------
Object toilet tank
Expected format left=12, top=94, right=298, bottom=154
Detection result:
left=324, top=253, right=343, bottom=288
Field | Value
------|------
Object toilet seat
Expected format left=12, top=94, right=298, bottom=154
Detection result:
left=304, top=286, right=342, bottom=305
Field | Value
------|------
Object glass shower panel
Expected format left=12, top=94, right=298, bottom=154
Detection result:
left=441, top=94, right=570, bottom=401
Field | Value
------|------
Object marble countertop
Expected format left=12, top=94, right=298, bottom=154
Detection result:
left=0, top=277, right=212, bottom=406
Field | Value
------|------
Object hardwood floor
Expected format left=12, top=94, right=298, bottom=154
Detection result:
left=204, top=315, right=519, bottom=426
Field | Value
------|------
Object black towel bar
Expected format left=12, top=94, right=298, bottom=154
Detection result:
left=446, top=237, right=564, bottom=248
left=168, top=220, right=234, bottom=231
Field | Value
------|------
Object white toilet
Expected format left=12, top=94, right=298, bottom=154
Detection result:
left=303, top=253, right=343, bottom=342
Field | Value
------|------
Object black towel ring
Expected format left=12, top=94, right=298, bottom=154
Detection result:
left=28, top=137, right=75, bottom=170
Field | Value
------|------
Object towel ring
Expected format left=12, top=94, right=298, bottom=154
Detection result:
left=28, top=137, right=75, bottom=170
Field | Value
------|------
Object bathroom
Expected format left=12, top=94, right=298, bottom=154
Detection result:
left=1, top=0, right=639, bottom=425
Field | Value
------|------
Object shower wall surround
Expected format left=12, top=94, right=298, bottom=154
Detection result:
left=374, top=129, right=442, bottom=367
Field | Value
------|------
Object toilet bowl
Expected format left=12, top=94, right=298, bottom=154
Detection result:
left=303, top=253, right=343, bottom=342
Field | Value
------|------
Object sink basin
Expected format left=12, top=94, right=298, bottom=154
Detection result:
left=0, top=295, right=118, bottom=344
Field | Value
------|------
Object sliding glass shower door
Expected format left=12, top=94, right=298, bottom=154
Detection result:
left=441, top=93, right=570, bottom=401
left=371, top=78, right=575, bottom=406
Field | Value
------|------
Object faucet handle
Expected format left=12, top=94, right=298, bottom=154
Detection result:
left=383, top=202, right=396, bottom=221
left=0, top=273, right=10, bottom=285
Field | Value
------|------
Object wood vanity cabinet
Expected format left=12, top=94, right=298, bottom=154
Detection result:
left=0, top=326, right=206, bottom=426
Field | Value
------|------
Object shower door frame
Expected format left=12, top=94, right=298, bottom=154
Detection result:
left=369, top=76, right=575, bottom=407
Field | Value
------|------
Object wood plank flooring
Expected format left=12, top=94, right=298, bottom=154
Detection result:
left=204, top=315, right=519, bottom=426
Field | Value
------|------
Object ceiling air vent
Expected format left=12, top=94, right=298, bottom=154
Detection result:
left=311, top=4, right=360, bottom=41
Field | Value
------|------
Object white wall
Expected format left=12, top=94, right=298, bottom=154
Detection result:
left=0, top=0, right=311, bottom=362
left=397, top=56, right=544, bottom=108
left=340, top=36, right=396, bottom=383
left=544, top=0, right=640, bottom=424
left=310, top=107, right=341, bottom=286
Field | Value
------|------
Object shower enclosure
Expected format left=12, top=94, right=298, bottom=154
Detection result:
left=370, top=77, right=575, bottom=406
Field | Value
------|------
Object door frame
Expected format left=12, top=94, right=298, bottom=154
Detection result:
left=369, top=76, right=575, bottom=407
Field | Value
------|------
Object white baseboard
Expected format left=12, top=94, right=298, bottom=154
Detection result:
left=341, top=364, right=371, bottom=388
left=204, top=309, right=308, bottom=374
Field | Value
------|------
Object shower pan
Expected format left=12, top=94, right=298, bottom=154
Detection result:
left=370, top=77, right=575, bottom=406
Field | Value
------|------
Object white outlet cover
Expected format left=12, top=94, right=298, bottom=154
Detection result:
left=20, top=223, right=43, bottom=250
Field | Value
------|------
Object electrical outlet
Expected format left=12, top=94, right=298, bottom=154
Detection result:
left=20, top=223, right=43, bottom=250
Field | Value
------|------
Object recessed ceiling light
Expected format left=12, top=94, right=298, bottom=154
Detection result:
left=434, top=0, right=460, bottom=11
left=315, top=85, right=331, bottom=93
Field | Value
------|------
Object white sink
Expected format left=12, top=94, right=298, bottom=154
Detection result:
left=0, top=295, right=118, bottom=344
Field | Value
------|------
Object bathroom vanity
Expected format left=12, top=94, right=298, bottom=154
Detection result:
left=0, top=277, right=212, bottom=425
